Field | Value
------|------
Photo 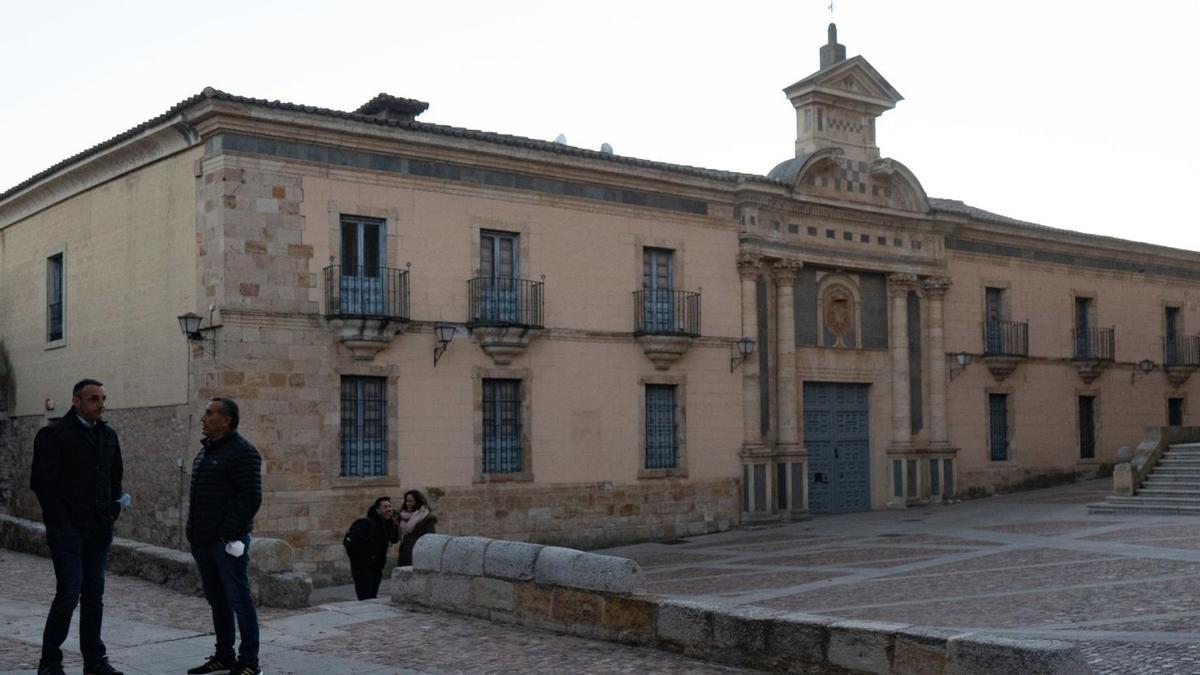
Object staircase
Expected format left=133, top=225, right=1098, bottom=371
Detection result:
left=1090, top=442, right=1200, bottom=514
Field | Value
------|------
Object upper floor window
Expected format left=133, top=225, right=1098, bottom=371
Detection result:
left=47, top=253, right=64, bottom=343
left=339, top=215, right=386, bottom=315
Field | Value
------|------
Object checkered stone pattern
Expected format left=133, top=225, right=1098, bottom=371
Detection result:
left=806, top=160, right=891, bottom=199
left=827, top=116, right=864, bottom=134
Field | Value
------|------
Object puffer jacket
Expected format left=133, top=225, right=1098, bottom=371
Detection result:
left=186, top=431, right=262, bottom=545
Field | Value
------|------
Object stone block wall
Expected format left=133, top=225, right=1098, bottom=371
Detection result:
left=1, top=404, right=192, bottom=550
left=394, top=534, right=1093, bottom=675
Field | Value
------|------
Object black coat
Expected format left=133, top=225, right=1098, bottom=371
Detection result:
left=345, top=506, right=399, bottom=568
left=30, top=409, right=123, bottom=530
left=397, top=515, right=437, bottom=567
left=186, top=431, right=262, bottom=545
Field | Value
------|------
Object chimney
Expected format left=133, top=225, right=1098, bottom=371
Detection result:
left=354, top=93, right=430, bottom=122
left=819, top=23, right=846, bottom=69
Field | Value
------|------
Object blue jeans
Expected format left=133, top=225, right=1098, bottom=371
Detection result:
left=41, top=522, right=113, bottom=667
left=191, top=536, right=259, bottom=663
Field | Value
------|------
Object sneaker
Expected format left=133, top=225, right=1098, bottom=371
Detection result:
left=82, top=658, right=124, bottom=675
left=186, top=655, right=235, bottom=674
left=230, top=661, right=262, bottom=675
left=36, top=663, right=65, bottom=675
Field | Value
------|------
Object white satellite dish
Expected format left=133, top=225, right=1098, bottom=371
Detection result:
left=554, top=134, right=567, bottom=145
left=600, top=143, right=613, bottom=155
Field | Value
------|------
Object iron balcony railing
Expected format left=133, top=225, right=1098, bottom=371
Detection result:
left=983, top=320, right=1028, bottom=357
left=1072, top=326, right=1115, bottom=361
left=633, top=289, right=701, bottom=337
left=467, top=277, right=544, bottom=328
left=1164, top=334, right=1200, bottom=367
left=323, top=265, right=410, bottom=321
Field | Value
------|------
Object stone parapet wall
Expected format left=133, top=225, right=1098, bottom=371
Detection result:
left=394, top=534, right=1092, bottom=675
left=1, top=405, right=193, bottom=549
left=0, top=514, right=311, bottom=609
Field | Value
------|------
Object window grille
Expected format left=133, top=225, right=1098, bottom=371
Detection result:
left=483, top=379, right=522, bottom=473
left=645, top=384, right=677, bottom=469
left=340, top=376, right=387, bottom=476
left=988, top=394, right=1009, bottom=461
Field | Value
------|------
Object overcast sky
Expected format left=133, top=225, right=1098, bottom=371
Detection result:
left=4, top=1, right=1197, bottom=251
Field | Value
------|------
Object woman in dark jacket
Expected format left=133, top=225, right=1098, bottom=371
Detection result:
left=396, top=490, right=436, bottom=567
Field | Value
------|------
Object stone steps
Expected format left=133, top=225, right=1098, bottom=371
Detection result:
left=1087, top=442, right=1200, bottom=515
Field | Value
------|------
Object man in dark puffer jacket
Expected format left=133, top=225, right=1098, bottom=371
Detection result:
left=185, top=398, right=263, bottom=675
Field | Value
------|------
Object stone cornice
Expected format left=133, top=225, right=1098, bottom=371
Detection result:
left=185, top=99, right=737, bottom=209
left=0, top=120, right=200, bottom=229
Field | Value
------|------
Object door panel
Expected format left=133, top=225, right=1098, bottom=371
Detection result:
left=804, top=382, right=871, bottom=514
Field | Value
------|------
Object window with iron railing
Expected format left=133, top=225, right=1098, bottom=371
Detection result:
left=645, top=385, right=678, bottom=469
left=340, top=376, right=387, bottom=476
left=482, top=379, right=523, bottom=474
left=983, top=320, right=1028, bottom=357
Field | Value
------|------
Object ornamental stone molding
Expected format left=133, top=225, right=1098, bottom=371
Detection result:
left=329, top=317, right=408, bottom=360
left=1165, top=365, right=1196, bottom=388
left=982, top=355, right=1021, bottom=382
left=636, top=335, right=693, bottom=370
left=770, top=259, right=803, bottom=284
left=736, top=253, right=764, bottom=280
left=921, top=276, right=952, bottom=298
left=886, top=272, right=919, bottom=297
left=471, top=326, right=541, bottom=366
left=1073, top=360, right=1109, bottom=385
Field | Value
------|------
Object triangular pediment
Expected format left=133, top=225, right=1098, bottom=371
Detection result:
left=784, top=56, right=903, bottom=108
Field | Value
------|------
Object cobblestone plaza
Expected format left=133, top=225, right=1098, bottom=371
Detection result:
left=6, top=481, right=1200, bottom=673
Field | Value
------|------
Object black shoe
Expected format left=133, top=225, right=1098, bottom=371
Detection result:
left=186, top=655, right=235, bottom=674
left=83, top=658, right=124, bottom=675
left=36, top=663, right=65, bottom=675
left=229, top=661, right=262, bottom=675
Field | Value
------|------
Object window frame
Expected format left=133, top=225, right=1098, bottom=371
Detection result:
left=46, top=250, right=66, bottom=348
left=638, top=374, right=688, bottom=479
left=473, top=367, right=534, bottom=483
left=339, top=375, right=389, bottom=477
left=987, top=392, right=1011, bottom=462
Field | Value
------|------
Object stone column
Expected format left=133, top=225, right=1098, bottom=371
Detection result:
left=738, top=253, right=764, bottom=449
left=887, top=273, right=918, bottom=450
left=922, top=276, right=952, bottom=448
left=772, top=260, right=803, bottom=449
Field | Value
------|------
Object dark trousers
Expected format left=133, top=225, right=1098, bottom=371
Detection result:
left=191, top=536, right=259, bottom=664
left=41, top=522, right=113, bottom=667
left=350, top=559, right=384, bottom=600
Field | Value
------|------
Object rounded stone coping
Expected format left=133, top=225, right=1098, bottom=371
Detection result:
left=0, top=513, right=311, bottom=608
left=412, top=533, right=644, bottom=594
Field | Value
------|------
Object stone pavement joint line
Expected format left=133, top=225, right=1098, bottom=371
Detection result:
left=598, top=479, right=1200, bottom=675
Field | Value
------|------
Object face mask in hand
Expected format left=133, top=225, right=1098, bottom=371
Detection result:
left=225, top=540, right=246, bottom=557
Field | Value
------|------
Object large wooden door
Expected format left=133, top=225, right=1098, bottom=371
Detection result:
left=804, top=382, right=871, bottom=513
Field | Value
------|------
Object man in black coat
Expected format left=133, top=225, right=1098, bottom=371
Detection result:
left=344, top=496, right=400, bottom=600
left=30, top=378, right=124, bottom=675
left=184, top=398, right=264, bottom=675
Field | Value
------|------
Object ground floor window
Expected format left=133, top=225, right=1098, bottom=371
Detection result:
left=483, top=379, right=523, bottom=473
left=1079, top=395, right=1096, bottom=459
left=988, top=393, right=1009, bottom=461
left=340, top=376, right=387, bottom=476
left=1169, top=397, right=1184, bottom=426
left=645, top=384, right=678, bottom=469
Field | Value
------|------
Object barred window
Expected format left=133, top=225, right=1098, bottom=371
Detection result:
left=483, top=379, right=522, bottom=473
left=988, top=393, right=1009, bottom=461
left=47, top=253, right=64, bottom=342
left=645, top=384, right=678, bottom=469
left=341, top=376, right=387, bottom=476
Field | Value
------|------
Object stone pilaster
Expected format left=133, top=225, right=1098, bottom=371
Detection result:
left=738, top=253, right=764, bottom=449
left=922, top=276, right=951, bottom=447
left=887, top=273, right=918, bottom=451
left=771, top=260, right=802, bottom=449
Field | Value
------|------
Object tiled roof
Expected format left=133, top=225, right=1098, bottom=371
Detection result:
left=354, top=93, right=430, bottom=117
left=929, top=197, right=1197, bottom=257
left=1, top=88, right=777, bottom=202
